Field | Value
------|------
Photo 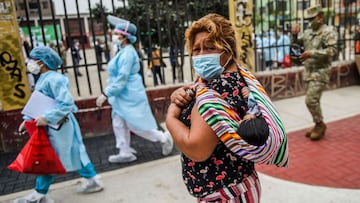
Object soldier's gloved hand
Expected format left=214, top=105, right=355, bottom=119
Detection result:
left=36, top=116, right=48, bottom=126
left=18, top=120, right=26, bottom=134
left=299, top=50, right=311, bottom=62
left=96, top=94, right=107, bottom=107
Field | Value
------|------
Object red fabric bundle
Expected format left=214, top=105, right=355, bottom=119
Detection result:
left=8, top=120, right=66, bottom=175
left=282, top=55, right=291, bottom=68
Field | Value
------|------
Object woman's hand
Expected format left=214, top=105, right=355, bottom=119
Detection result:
left=18, top=120, right=26, bottom=135
left=167, top=103, right=182, bottom=118
left=96, top=94, right=107, bottom=107
left=36, top=116, right=48, bottom=126
left=170, top=85, right=194, bottom=108
left=241, top=87, right=250, bottom=100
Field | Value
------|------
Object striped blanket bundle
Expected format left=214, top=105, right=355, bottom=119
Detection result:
left=195, top=66, right=289, bottom=167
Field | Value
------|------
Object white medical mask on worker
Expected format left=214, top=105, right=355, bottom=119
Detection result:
left=113, top=34, right=126, bottom=45
left=27, top=59, right=43, bottom=74
left=112, top=37, right=120, bottom=46
left=113, top=36, right=126, bottom=53
left=192, top=52, right=231, bottom=80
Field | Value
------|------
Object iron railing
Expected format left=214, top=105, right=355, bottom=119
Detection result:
left=16, top=0, right=357, bottom=98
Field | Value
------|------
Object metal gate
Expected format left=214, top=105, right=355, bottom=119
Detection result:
left=15, top=0, right=357, bottom=98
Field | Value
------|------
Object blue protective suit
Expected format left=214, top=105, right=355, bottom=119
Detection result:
left=268, top=32, right=277, bottom=62
left=104, top=44, right=157, bottom=131
left=258, top=37, right=270, bottom=61
left=276, top=34, right=291, bottom=63
left=31, top=71, right=91, bottom=171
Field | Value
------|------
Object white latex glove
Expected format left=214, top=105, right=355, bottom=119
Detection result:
left=36, top=116, right=48, bottom=126
left=18, top=120, right=26, bottom=134
left=96, top=94, right=107, bottom=107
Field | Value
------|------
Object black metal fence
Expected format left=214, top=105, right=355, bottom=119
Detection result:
left=16, top=0, right=358, bottom=97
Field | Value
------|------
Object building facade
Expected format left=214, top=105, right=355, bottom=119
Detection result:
left=15, top=0, right=125, bottom=48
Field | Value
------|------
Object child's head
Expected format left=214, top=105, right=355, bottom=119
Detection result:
left=237, top=116, right=269, bottom=146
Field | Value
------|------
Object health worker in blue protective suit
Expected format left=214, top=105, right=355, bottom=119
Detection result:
left=17, top=46, right=104, bottom=203
left=95, top=20, right=173, bottom=163
left=258, top=33, right=271, bottom=67
left=267, top=31, right=277, bottom=68
left=276, top=28, right=291, bottom=67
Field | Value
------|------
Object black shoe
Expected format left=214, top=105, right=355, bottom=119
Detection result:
left=77, top=73, right=83, bottom=77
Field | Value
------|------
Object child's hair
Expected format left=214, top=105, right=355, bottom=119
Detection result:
left=237, top=116, right=269, bottom=146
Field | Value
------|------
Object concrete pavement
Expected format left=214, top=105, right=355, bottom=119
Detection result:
left=1, top=85, right=360, bottom=203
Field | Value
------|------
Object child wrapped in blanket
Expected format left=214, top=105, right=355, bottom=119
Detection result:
left=186, top=83, right=269, bottom=147
left=238, top=87, right=269, bottom=146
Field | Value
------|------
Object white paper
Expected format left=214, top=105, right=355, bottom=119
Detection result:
left=21, top=90, right=59, bottom=129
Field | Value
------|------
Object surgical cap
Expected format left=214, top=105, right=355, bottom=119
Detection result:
left=114, top=21, right=137, bottom=44
left=29, top=46, right=62, bottom=69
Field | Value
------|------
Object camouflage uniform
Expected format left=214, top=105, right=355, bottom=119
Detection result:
left=291, top=4, right=338, bottom=141
left=294, top=25, right=337, bottom=124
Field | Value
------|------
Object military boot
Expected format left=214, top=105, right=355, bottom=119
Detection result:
left=305, top=126, right=315, bottom=138
left=310, top=121, right=326, bottom=141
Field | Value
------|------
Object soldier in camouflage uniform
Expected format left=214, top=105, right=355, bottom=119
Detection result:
left=291, top=4, right=338, bottom=140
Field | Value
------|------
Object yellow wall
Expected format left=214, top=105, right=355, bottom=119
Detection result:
left=228, top=0, right=254, bottom=72
left=0, top=0, right=30, bottom=111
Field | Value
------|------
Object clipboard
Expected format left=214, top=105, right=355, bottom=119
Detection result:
left=21, top=90, right=60, bottom=129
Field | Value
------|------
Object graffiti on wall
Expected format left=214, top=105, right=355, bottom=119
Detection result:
left=0, top=0, right=30, bottom=111
left=229, top=0, right=254, bottom=72
left=146, top=63, right=359, bottom=122
left=256, top=64, right=359, bottom=100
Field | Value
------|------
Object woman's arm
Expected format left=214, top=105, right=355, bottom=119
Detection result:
left=166, top=103, right=218, bottom=162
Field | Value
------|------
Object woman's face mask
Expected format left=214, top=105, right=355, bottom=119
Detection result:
left=27, top=59, right=43, bottom=74
left=192, top=52, right=231, bottom=80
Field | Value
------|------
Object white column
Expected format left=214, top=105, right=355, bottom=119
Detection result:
left=60, top=17, right=65, bottom=37
left=84, top=16, right=89, bottom=34
left=83, top=16, right=91, bottom=47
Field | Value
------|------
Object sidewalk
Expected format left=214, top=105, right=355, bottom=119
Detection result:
left=1, top=85, right=360, bottom=203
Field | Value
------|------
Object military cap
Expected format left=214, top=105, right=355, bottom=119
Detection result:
left=305, top=4, right=323, bottom=19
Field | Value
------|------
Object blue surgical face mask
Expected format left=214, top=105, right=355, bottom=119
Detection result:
left=192, top=52, right=230, bottom=80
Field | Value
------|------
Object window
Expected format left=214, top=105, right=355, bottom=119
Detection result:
left=28, top=2, right=38, bottom=10
left=29, top=2, right=39, bottom=14
left=297, top=1, right=310, bottom=10
left=42, top=1, right=49, bottom=9
left=267, top=2, right=274, bottom=13
left=344, top=0, right=356, bottom=6
left=18, top=3, right=24, bottom=10
left=276, top=1, right=287, bottom=11
left=259, top=6, right=266, bottom=14
left=321, top=0, right=333, bottom=7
